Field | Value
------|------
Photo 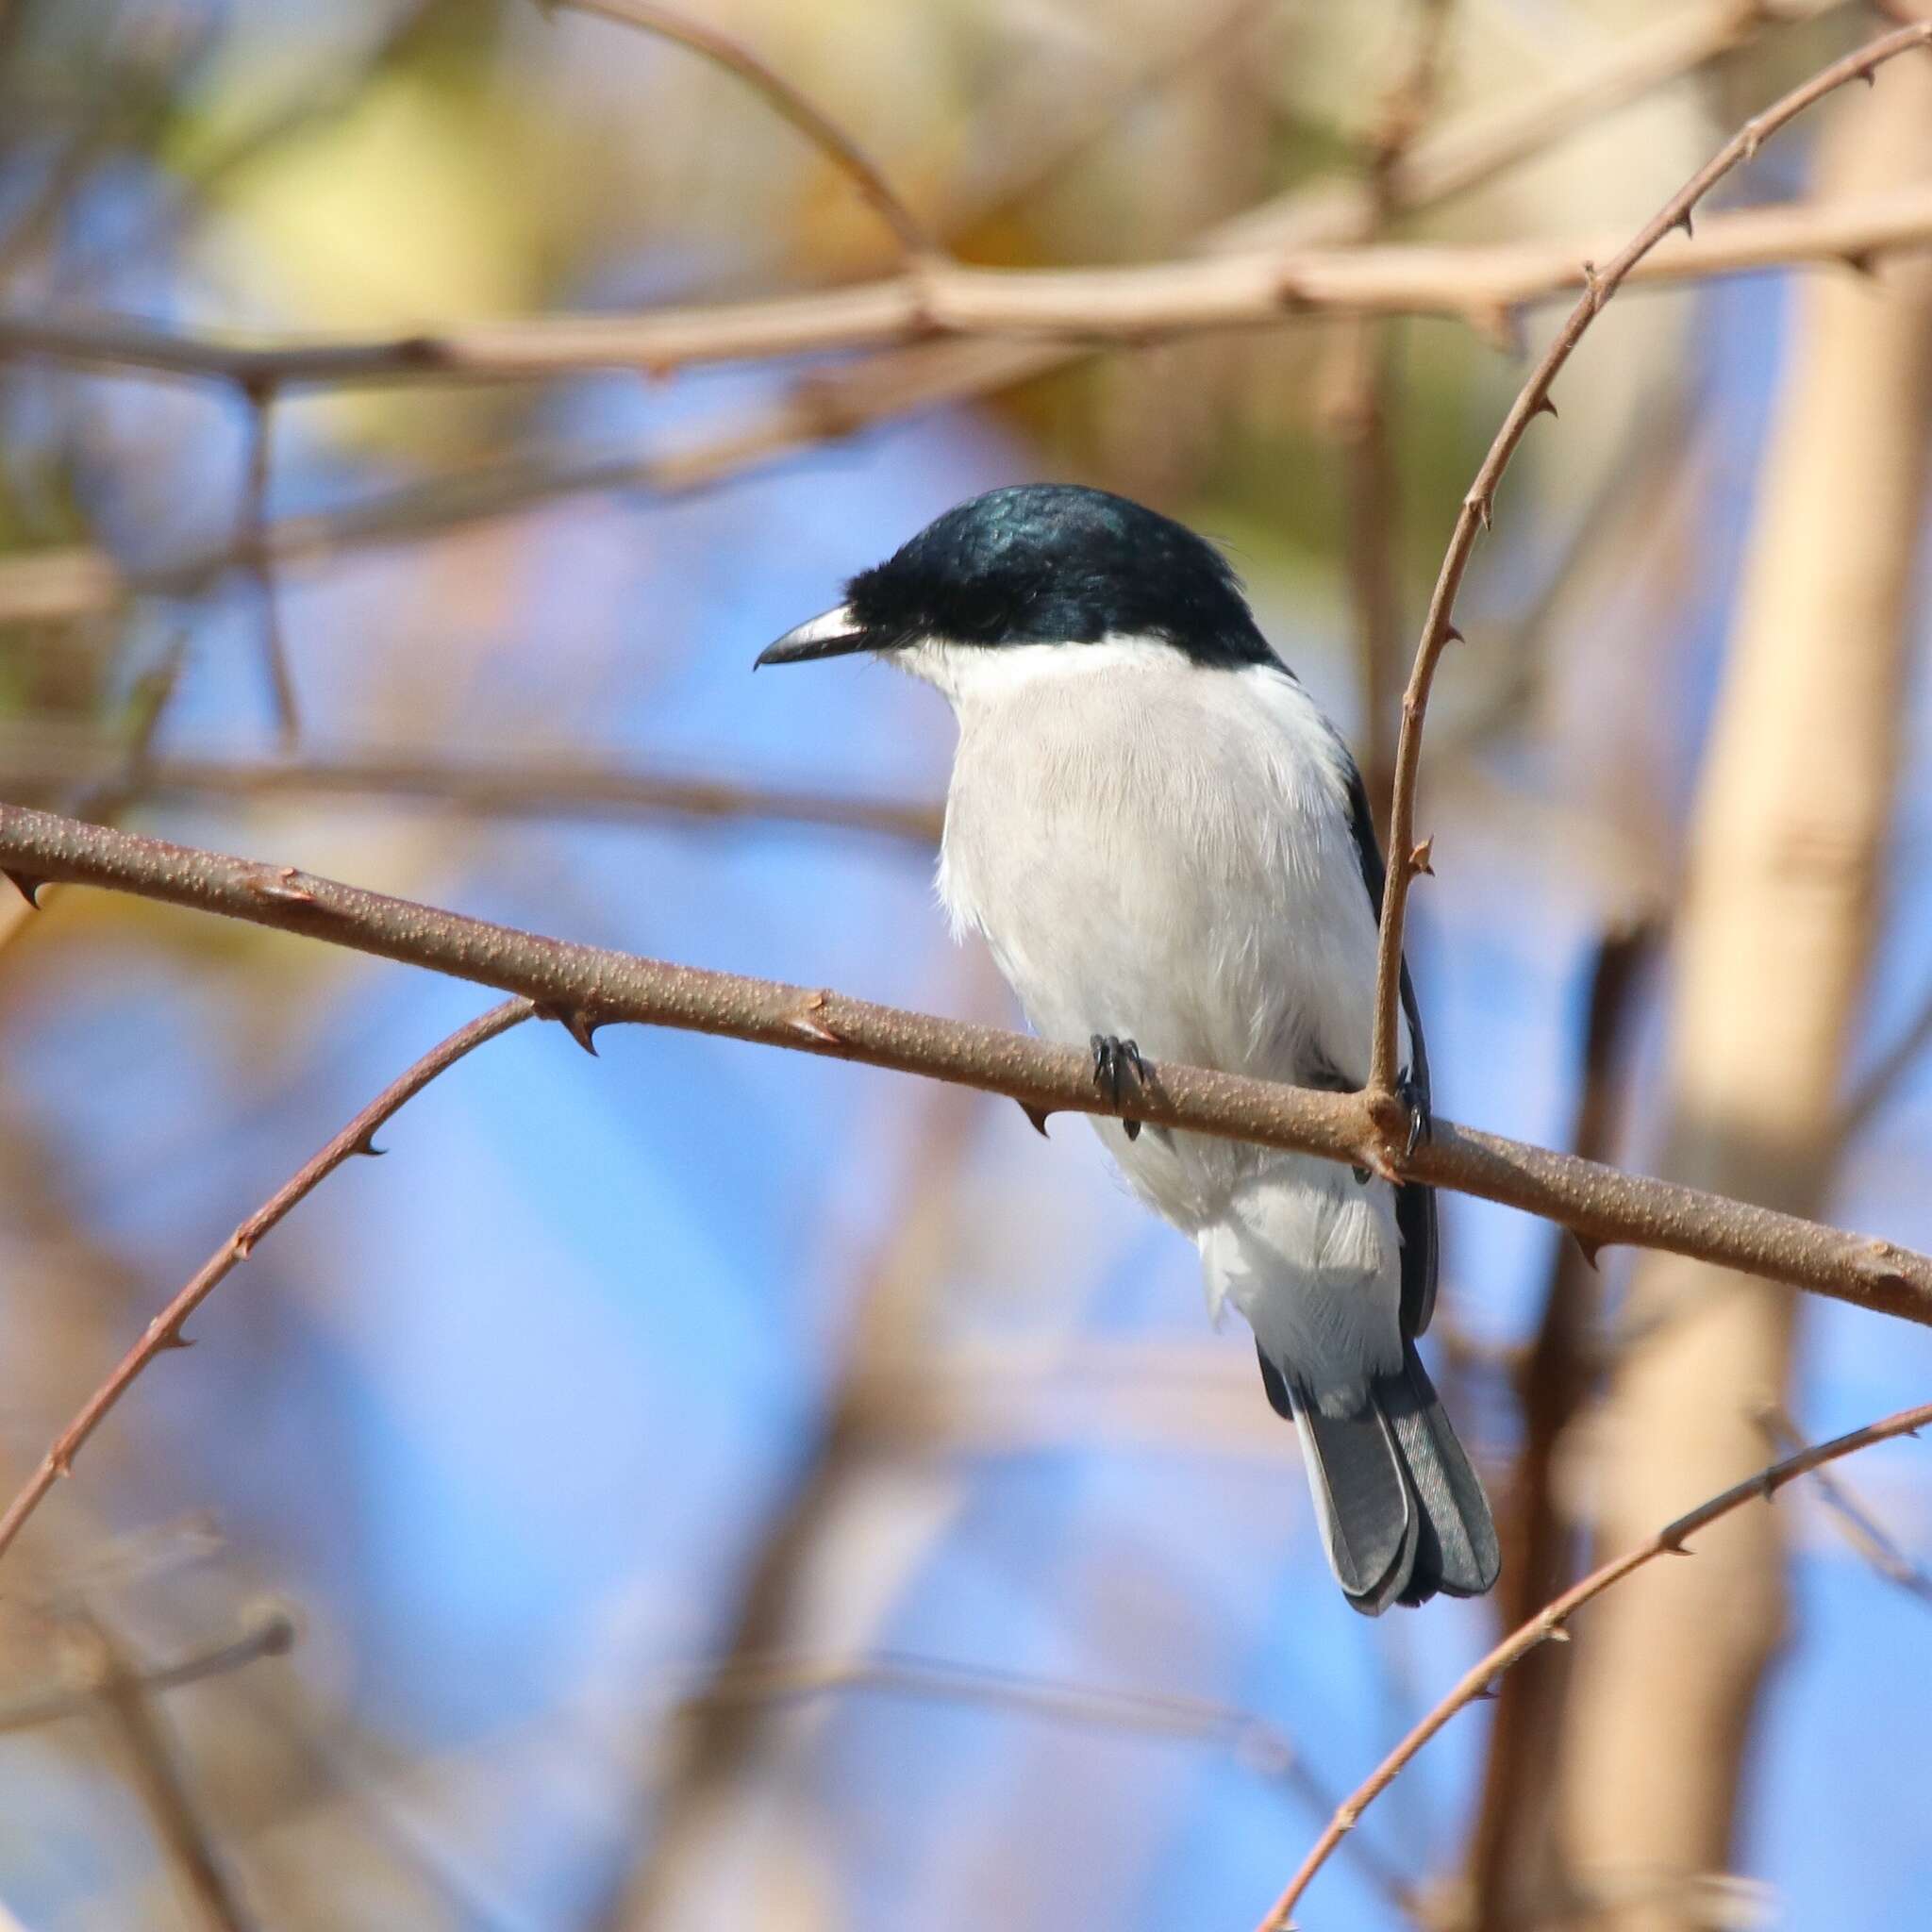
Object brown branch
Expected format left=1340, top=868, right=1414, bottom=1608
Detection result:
left=1217, top=0, right=1855, bottom=251
left=236, top=386, right=297, bottom=748
left=941, top=0, right=1275, bottom=235
left=1464, top=924, right=1654, bottom=1927
left=1757, top=1403, right=1932, bottom=1607
left=675, top=1650, right=1420, bottom=1918
left=1326, top=0, right=1456, bottom=824
left=0, top=0, right=1871, bottom=632
left=6, top=186, right=1932, bottom=388
left=550, top=0, right=938, bottom=263
left=74, top=1615, right=255, bottom=1932
left=0, top=996, right=533, bottom=1568
left=1256, top=1396, right=1932, bottom=1931
left=0, top=1603, right=295, bottom=1736
left=1366, top=21, right=1932, bottom=1103
left=0, top=739, right=945, bottom=846
left=1, top=801, right=1929, bottom=1329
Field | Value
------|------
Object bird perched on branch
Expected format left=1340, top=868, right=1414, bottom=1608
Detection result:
left=758, top=483, right=1497, bottom=1614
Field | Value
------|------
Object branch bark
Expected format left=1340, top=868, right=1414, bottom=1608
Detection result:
left=0, top=996, right=533, bottom=1568
left=1367, top=21, right=1932, bottom=1102
left=0, top=0, right=1864, bottom=633
left=1256, top=1397, right=1932, bottom=1930
left=5, top=186, right=1931, bottom=387
left=1554, top=55, right=1932, bottom=1927
left=0, top=802, right=1928, bottom=1328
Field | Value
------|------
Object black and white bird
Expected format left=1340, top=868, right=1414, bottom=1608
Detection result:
left=758, top=483, right=1498, bottom=1614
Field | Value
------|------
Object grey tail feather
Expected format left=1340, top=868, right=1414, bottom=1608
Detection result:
left=1266, top=1343, right=1500, bottom=1615
left=1289, top=1387, right=1419, bottom=1616
left=1381, top=1342, right=1501, bottom=1606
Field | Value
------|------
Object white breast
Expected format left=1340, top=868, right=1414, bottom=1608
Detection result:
left=924, top=636, right=1382, bottom=1084
left=906, top=631, right=1408, bottom=1395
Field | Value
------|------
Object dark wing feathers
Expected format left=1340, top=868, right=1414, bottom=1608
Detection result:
left=1340, top=758, right=1438, bottom=1341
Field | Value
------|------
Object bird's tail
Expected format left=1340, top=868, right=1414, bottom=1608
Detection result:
left=1269, top=1342, right=1500, bottom=1615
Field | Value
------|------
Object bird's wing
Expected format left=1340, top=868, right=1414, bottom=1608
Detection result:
left=1341, top=758, right=1439, bottom=1341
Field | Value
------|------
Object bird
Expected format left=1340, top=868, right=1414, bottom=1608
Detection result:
left=757, top=482, right=1498, bottom=1614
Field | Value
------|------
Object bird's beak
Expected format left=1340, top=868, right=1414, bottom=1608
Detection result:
left=755, top=603, right=872, bottom=668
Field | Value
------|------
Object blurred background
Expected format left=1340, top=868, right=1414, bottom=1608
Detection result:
left=0, top=0, right=1929, bottom=1926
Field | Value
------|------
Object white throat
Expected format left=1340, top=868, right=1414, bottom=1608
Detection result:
left=893, top=633, right=1195, bottom=714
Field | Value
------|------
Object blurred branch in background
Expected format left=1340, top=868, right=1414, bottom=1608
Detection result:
left=0, top=1603, right=295, bottom=1739
left=1325, top=0, right=1456, bottom=821
left=1463, top=924, right=1657, bottom=1931
left=69, top=1613, right=256, bottom=1932
left=5, top=801, right=1931, bottom=1326
left=603, top=1024, right=985, bottom=1929
left=234, top=390, right=298, bottom=749
left=663, top=1649, right=1423, bottom=1922
left=0, top=737, right=946, bottom=847
left=0, top=0, right=1878, bottom=635
left=1556, top=51, right=1932, bottom=1930
left=552, top=0, right=941, bottom=263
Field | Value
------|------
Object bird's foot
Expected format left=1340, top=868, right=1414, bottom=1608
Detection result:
left=1395, top=1071, right=1430, bottom=1161
left=1091, top=1034, right=1149, bottom=1141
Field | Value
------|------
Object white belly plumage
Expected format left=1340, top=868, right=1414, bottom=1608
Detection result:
left=927, top=638, right=1408, bottom=1407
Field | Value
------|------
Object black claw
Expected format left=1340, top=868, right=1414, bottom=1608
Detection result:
left=1395, top=1073, right=1430, bottom=1161
left=1090, top=1032, right=1150, bottom=1139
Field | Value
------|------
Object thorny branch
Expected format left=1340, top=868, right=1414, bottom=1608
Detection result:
left=0, top=0, right=1873, bottom=635
left=6, top=187, right=1932, bottom=388
left=1757, top=1404, right=1932, bottom=1607
left=0, top=997, right=534, bottom=1568
left=1366, top=21, right=1932, bottom=1106
left=0, top=803, right=1928, bottom=1327
left=1256, top=1397, right=1932, bottom=1931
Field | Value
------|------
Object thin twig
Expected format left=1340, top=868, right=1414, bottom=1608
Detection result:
left=1464, top=925, right=1654, bottom=1926
left=675, top=1650, right=1422, bottom=1920
left=0, top=5, right=1884, bottom=631
left=549, top=0, right=938, bottom=262
left=1366, top=22, right=1932, bottom=1105
left=941, top=0, right=1275, bottom=235
left=6, top=184, right=1931, bottom=387
left=1256, top=1397, right=1932, bottom=1931
left=1328, top=0, right=1457, bottom=819
left=73, top=1615, right=254, bottom=1932
left=0, top=739, right=943, bottom=846
left=68, top=631, right=190, bottom=824
left=1757, top=1403, right=1932, bottom=1607
left=0, top=997, right=533, bottom=1568
left=1838, top=974, right=1932, bottom=1144
left=1, top=803, right=1930, bottom=1328
left=237, top=386, right=298, bottom=748
left=0, top=1602, right=295, bottom=1735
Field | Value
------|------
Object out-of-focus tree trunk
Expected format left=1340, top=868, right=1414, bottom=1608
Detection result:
left=1553, top=61, right=1932, bottom=1931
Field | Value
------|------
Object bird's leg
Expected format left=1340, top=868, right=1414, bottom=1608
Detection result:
left=1091, top=1034, right=1149, bottom=1141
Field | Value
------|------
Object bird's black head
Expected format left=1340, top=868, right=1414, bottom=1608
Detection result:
left=757, top=483, right=1275, bottom=671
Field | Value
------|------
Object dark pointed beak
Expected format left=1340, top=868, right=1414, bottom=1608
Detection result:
left=755, top=603, right=871, bottom=668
